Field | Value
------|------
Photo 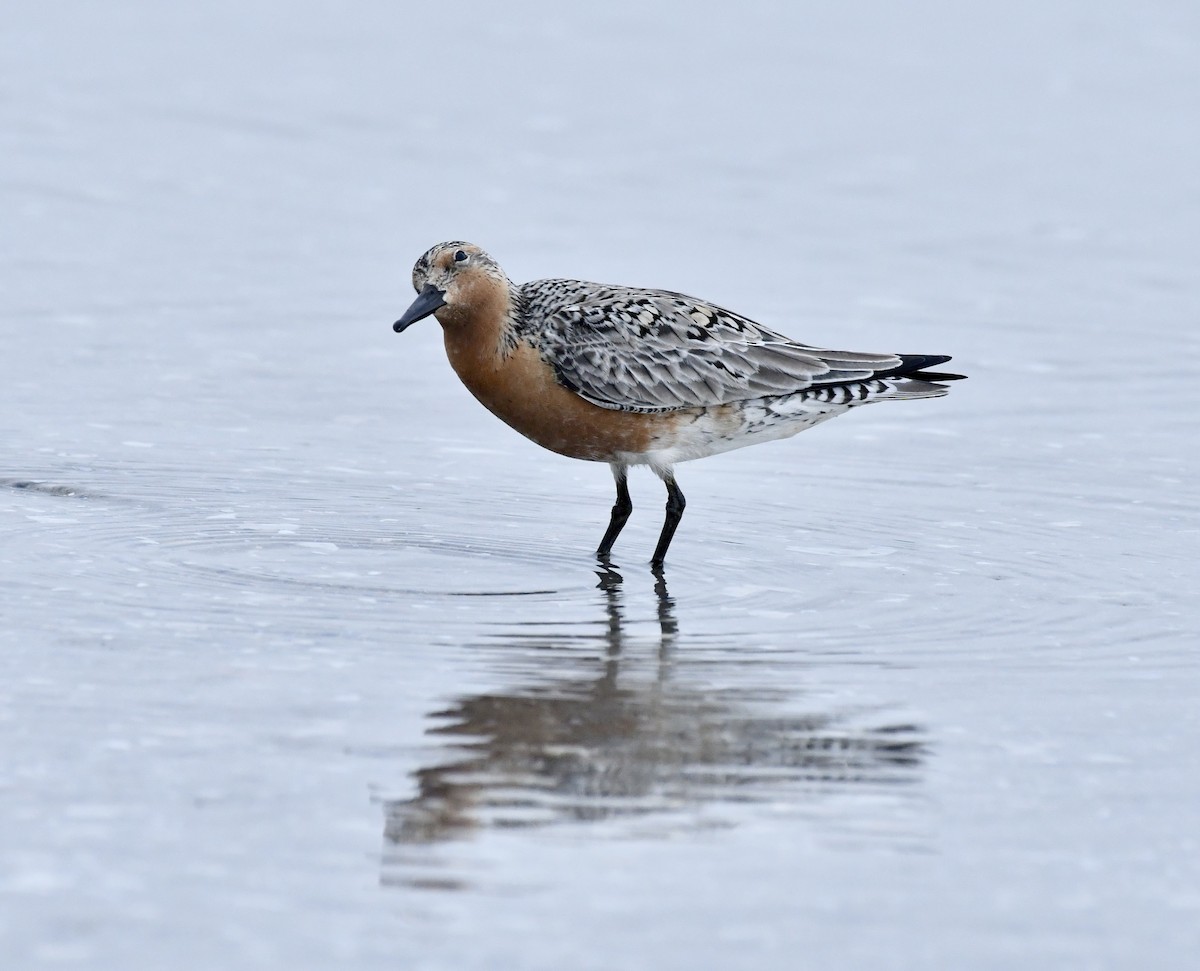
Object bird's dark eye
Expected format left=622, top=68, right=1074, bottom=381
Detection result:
left=453, top=249, right=468, bottom=263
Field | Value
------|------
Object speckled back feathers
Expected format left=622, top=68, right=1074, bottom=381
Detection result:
left=515, top=278, right=936, bottom=413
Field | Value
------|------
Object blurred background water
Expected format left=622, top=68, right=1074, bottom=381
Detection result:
left=2, top=1, right=1198, bottom=968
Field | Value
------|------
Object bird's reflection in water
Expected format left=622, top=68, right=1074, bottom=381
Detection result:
left=381, top=561, right=926, bottom=889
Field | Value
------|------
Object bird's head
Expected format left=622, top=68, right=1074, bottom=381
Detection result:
left=393, top=241, right=507, bottom=333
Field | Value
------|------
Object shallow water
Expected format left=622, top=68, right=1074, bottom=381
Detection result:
left=3, top=1, right=1199, bottom=968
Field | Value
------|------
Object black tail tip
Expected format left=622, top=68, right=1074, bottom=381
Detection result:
left=893, top=354, right=967, bottom=382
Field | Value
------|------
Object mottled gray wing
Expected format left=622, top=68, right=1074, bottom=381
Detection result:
left=521, top=279, right=904, bottom=413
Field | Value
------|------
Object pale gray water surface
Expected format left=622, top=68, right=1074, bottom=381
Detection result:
left=3, top=1, right=1199, bottom=968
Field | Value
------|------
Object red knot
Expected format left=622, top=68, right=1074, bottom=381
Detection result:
left=392, top=242, right=965, bottom=567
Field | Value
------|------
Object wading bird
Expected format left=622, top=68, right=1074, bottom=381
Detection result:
left=393, top=242, right=963, bottom=566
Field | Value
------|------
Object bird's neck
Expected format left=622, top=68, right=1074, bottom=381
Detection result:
left=440, top=277, right=521, bottom=380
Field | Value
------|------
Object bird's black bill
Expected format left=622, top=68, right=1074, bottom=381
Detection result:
left=393, top=284, right=446, bottom=333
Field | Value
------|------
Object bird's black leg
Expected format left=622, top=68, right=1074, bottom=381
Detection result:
left=596, top=464, right=633, bottom=558
left=650, top=473, right=686, bottom=567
